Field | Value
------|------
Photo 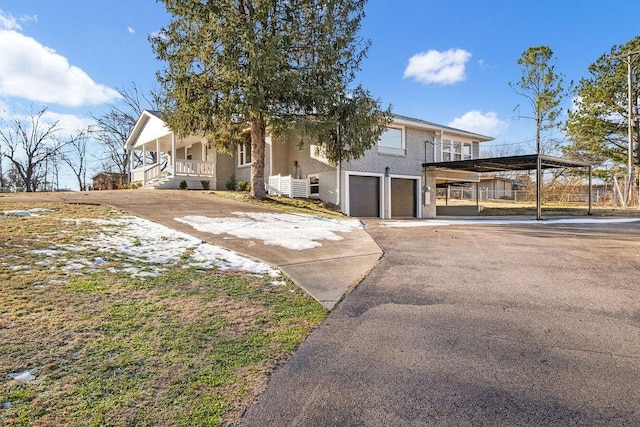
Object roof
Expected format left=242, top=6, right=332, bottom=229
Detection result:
left=423, top=154, right=591, bottom=172
left=393, top=114, right=494, bottom=142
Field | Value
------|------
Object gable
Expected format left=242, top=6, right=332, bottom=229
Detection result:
left=125, top=111, right=172, bottom=149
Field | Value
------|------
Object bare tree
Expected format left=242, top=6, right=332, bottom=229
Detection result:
left=0, top=148, right=5, bottom=191
left=92, top=83, right=158, bottom=178
left=0, top=107, right=65, bottom=192
left=60, top=128, right=92, bottom=191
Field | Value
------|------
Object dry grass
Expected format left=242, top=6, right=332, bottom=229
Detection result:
left=210, top=191, right=344, bottom=218
left=437, top=198, right=640, bottom=217
left=0, top=202, right=326, bottom=426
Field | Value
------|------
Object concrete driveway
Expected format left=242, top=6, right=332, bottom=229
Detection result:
left=242, top=219, right=640, bottom=425
left=1, top=190, right=381, bottom=309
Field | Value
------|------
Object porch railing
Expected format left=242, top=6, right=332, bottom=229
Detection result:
left=268, top=175, right=309, bottom=198
left=131, top=163, right=160, bottom=184
left=144, top=163, right=161, bottom=184
left=175, top=159, right=215, bottom=177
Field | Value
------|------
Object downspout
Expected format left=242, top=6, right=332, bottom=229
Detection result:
left=336, top=161, right=341, bottom=207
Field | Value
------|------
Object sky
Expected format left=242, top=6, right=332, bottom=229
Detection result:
left=2, top=0, right=640, bottom=188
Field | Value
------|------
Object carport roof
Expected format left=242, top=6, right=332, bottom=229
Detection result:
left=423, top=154, right=591, bottom=172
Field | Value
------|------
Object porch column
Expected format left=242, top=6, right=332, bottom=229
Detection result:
left=588, top=165, right=593, bottom=216
left=129, top=149, right=134, bottom=184
left=156, top=138, right=160, bottom=165
left=171, top=133, right=176, bottom=174
left=143, top=145, right=147, bottom=186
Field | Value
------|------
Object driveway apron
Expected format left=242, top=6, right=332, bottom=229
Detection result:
left=242, top=220, right=640, bottom=426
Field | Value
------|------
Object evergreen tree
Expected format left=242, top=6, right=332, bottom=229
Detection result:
left=510, top=46, right=569, bottom=155
left=565, top=36, right=640, bottom=168
left=151, top=0, right=390, bottom=198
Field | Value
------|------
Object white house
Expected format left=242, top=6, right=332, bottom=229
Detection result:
left=124, top=111, right=494, bottom=218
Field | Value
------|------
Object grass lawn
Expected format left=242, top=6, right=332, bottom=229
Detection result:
left=210, top=191, right=344, bottom=218
left=0, top=202, right=326, bottom=426
left=438, top=198, right=640, bottom=217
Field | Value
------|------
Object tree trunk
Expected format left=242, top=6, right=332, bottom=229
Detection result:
left=250, top=115, right=266, bottom=199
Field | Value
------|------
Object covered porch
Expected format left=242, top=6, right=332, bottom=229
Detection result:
left=124, top=111, right=217, bottom=189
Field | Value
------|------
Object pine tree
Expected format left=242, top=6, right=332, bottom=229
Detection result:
left=151, top=0, right=390, bottom=198
left=565, top=36, right=640, bottom=168
left=509, top=46, right=569, bottom=155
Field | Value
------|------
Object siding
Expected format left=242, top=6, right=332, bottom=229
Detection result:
left=267, top=131, right=336, bottom=178
left=342, top=127, right=435, bottom=177
left=215, top=151, right=235, bottom=190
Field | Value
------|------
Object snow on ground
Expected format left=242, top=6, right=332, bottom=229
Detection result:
left=2, top=211, right=280, bottom=279
left=1, top=208, right=54, bottom=218
left=175, top=212, right=363, bottom=250
left=383, top=217, right=640, bottom=228
left=7, top=371, right=36, bottom=383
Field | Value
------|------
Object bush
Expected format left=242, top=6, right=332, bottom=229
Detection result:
left=225, top=174, right=237, bottom=190
left=179, top=180, right=188, bottom=190
left=200, top=180, right=210, bottom=190
left=124, top=181, right=142, bottom=189
left=237, top=180, right=251, bottom=191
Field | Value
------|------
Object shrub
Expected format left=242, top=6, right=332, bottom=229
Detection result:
left=225, top=174, right=237, bottom=190
left=200, top=180, right=210, bottom=190
left=237, top=180, right=251, bottom=191
left=179, top=180, right=188, bottom=190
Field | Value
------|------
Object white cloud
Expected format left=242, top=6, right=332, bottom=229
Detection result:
left=403, top=48, right=472, bottom=85
left=447, top=111, right=507, bottom=136
left=41, top=110, right=94, bottom=136
left=19, top=14, right=38, bottom=24
left=478, top=59, right=495, bottom=70
left=0, top=10, right=21, bottom=30
left=0, top=29, right=120, bottom=107
left=127, top=26, right=136, bottom=34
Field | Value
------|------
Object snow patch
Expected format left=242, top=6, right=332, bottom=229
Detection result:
left=175, top=212, right=362, bottom=250
left=3, top=213, right=280, bottom=279
left=8, top=371, right=35, bottom=383
left=3, top=210, right=37, bottom=217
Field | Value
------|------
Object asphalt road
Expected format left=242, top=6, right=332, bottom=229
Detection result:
left=242, top=220, right=640, bottom=426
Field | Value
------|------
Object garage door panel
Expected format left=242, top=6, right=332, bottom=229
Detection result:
left=349, top=176, right=380, bottom=217
left=391, top=178, right=416, bottom=218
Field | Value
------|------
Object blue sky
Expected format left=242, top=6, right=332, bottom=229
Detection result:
left=2, top=0, right=640, bottom=185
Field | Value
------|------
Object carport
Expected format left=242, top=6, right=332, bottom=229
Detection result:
left=424, top=154, right=593, bottom=220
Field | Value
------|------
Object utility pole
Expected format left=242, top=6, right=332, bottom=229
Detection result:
left=613, top=49, right=640, bottom=208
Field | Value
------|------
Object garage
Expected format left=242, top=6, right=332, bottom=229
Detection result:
left=391, top=178, right=417, bottom=218
left=349, top=175, right=380, bottom=217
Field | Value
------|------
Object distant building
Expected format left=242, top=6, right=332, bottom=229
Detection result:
left=92, top=173, right=125, bottom=190
left=479, top=175, right=525, bottom=200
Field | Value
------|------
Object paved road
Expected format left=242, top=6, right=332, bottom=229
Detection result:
left=242, top=220, right=640, bottom=426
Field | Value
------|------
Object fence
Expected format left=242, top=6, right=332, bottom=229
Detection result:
left=268, top=175, right=309, bottom=198
left=437, top=187, right=616, bottom=205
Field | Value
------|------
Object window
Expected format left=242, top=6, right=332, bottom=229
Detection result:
left=378, top=127, right=405, bottom=155
left=309, top=174, right=320, bottom=196
left=462, top=143, right=472, bottom=160
left=454, top=141, right=462, bottom=160
left=442, top=140, right=472, bottom=161
left=442, top=139, right=452, bottom=161
left=238, top=141, right=251, bottom=166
